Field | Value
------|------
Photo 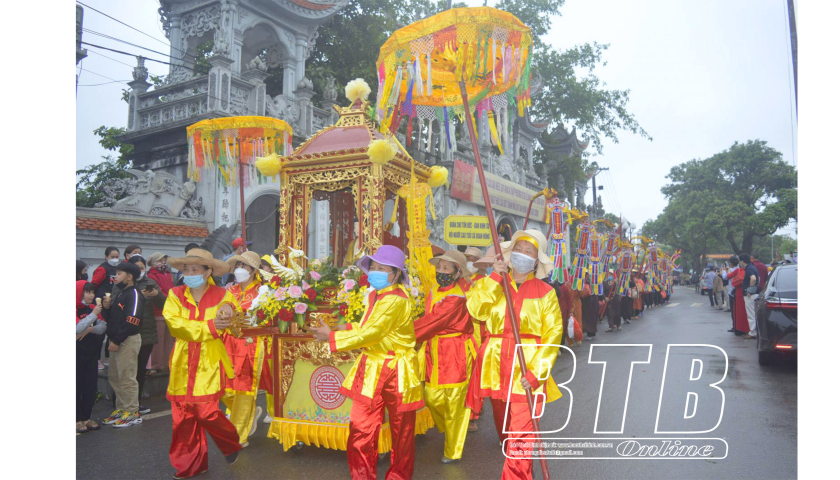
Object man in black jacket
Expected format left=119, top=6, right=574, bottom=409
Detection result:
left=102, top=262, right=145, bottom=428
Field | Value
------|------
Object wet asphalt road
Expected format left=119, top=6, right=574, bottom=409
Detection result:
left=76, top=286, right=797, bottom=479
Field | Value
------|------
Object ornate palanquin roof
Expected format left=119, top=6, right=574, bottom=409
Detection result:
left=284, top=99, right=430, bottom=180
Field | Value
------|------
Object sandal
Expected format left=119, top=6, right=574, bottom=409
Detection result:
left=146, top=369, right=157, bottom=376
left=76, top=421, right=89, bottom=434
left=84, top=420, right=100, bottom=431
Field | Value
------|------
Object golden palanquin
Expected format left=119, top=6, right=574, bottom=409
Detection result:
left=274, top=99, right=431, bottom=267
left=240, top=98, right=435, bottom=453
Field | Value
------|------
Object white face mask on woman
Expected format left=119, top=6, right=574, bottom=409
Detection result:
left=466, top=261, right=478, bottom=274
left=509, top=252, right=537, bottom=274
left=234, top=267, right=252, bottom=284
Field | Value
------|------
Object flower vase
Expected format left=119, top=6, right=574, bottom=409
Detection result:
left=279, top=321, right=289, bottom=334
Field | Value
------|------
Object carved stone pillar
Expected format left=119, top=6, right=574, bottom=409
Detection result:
left=127, top=57, right=151, bottom=131
left=207, top=54, right=234, bottom=113
left=294, top=77, right=315, bottom=137
left=241, top=69, right=270, bottom=116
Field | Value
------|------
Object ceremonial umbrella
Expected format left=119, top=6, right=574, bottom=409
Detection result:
left=185, top=116, right=293, bottom=244
left=377, top=8, right=549, bottom=478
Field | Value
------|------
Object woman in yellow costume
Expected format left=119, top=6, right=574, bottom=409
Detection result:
left=221, top=251, right=265, bottom=446
left=413, top=250, right=475, bottom=464
left=311, top=245, right=423, bottom=480
left=466, top=230, right=564, bottom=480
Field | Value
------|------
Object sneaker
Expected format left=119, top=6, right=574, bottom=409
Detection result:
left=727, top=328, right=736, bottom=333
left=263, top=415, right=273, bottom=424
left=249, top=407, right=263, bottom=437
left=617, top=326, right=622, bottom=331
left=467, top=420, right=478, bottom=432
left=225, top=450, right=239, bottom=465
left=441, top=456, right=459, bottom=464
left=139, top=405, right=151, bottom=415
left=103, top=409, right=124, bottom=425
left=113, top=411, right=143, bottom=428
left=98, top=361, right=105, bottom=370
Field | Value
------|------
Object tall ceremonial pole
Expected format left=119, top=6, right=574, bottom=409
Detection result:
left=460, top=81, right=551, bottom=480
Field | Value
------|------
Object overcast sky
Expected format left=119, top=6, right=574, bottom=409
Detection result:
left=75, top=0, right=798, bottom=237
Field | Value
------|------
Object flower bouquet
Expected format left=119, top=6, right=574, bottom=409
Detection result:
left=248, top=257, right=344, bottom=333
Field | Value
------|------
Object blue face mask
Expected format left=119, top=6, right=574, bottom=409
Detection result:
left=368, top=271, right=392, bottom=290
left=183, top=274, right=206, bottom=289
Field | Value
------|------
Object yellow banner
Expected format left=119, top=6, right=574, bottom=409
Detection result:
left=443, top=215, right=493, bottom=246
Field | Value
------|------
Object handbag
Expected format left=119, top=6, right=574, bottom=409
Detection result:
left=745, top=285, right=759, bottom=296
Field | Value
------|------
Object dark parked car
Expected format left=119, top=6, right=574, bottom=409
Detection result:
left=755, top=264, right=797, bottom=365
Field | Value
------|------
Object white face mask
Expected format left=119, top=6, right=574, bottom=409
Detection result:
left=509, top=252, right=537, bottom=275
left=466, top=261, right=478, bottom=274
left=234, top=267, right=252, bottom=284
left=138, top=271, right=145, bottom=280
left=107, top=258, right=120, bottom=267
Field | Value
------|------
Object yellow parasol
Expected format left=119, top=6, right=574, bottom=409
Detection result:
left=378, top=8, right=548, bottom=479
left=186, top=116, right=293, bottom=243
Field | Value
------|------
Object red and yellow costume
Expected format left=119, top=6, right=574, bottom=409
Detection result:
left=222, top=278, right=265, bottom=444
left=633, top=278, right=645, bottom=313
left=469, top=271, right=488, bottom=421
left=163, top=283, right=241, bottom=478
left=328, top=284, right=423, bottom=480
left=466, top=272, right=564, bottom=480
left=414, top=277, right=476, bottom=460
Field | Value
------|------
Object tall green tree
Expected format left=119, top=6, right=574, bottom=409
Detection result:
left=660, top=140, right=797, bottom=255
left=76, top=127, right=133, bottom=208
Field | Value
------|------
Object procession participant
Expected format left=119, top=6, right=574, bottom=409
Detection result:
left=581, top=274, right=598, bottom=340
left=310, top=245, right=423, bottom=480
left=464, top=247, right=484, bottom=278
left=633, top=274, right=645, bottom=318
left=259, top=255, right=274, bottom=274
left=258, top=254, right=278, bottom=424
left=101, top=262, right=145, bottom=428
left=466, top=229, right=564, bottom=480
left=164, top=249, right=241, bottom=479
left=222, top=238, right=252, bottom=285
left=604, top=278, right=622, bottom=332
left=467, top=249, right=496, bottom=430
left=621, top=273, right=636, bottom=324
left=550, top=273, right=575, bottom=344
left=413, top=250, right=475, bottom=464
left=221, top=251, right=266, bottom=446
left=570, top=279, right=585, bottom=346
left=91, top=246, right=120, bottom=299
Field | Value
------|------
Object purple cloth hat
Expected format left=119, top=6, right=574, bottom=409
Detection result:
left=355, top=245, right=409, bottom=284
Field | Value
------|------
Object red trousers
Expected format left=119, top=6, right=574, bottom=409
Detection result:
left=491, top=399, right=542, bottom=480
left=170, top=401, right=242, bottom=478
left=347, top=367, right=416, bottom=480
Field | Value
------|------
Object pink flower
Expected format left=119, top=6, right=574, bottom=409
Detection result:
left=274, top=287, right=288, bottom=300
left=343, top=279, right=356, bottom=292
left=302, top=280, right=310, bottom=290
left=294, top=302, right=308, bottom=314
left=310, top=271, right=322, bottom=281
left=288, top=285, right=303, bottom=299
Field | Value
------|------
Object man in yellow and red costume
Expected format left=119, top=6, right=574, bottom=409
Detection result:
left=465, top=247, right=495, bottom=430
left=311, top=245, right=423, bottom=480
left=414, top=250, right=475, bottom=463
left=466, top=230, right=564, bottom=480
left=164, top=249, right=241, bottom=479
left=221, top=251, right=266, bottom=446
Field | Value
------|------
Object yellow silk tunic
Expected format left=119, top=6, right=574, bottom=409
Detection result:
left=329, top=284, right=424, bottom=411
left=163, top=284, right=239, bottom=403
left=466, top=272, right=564, bottom=403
